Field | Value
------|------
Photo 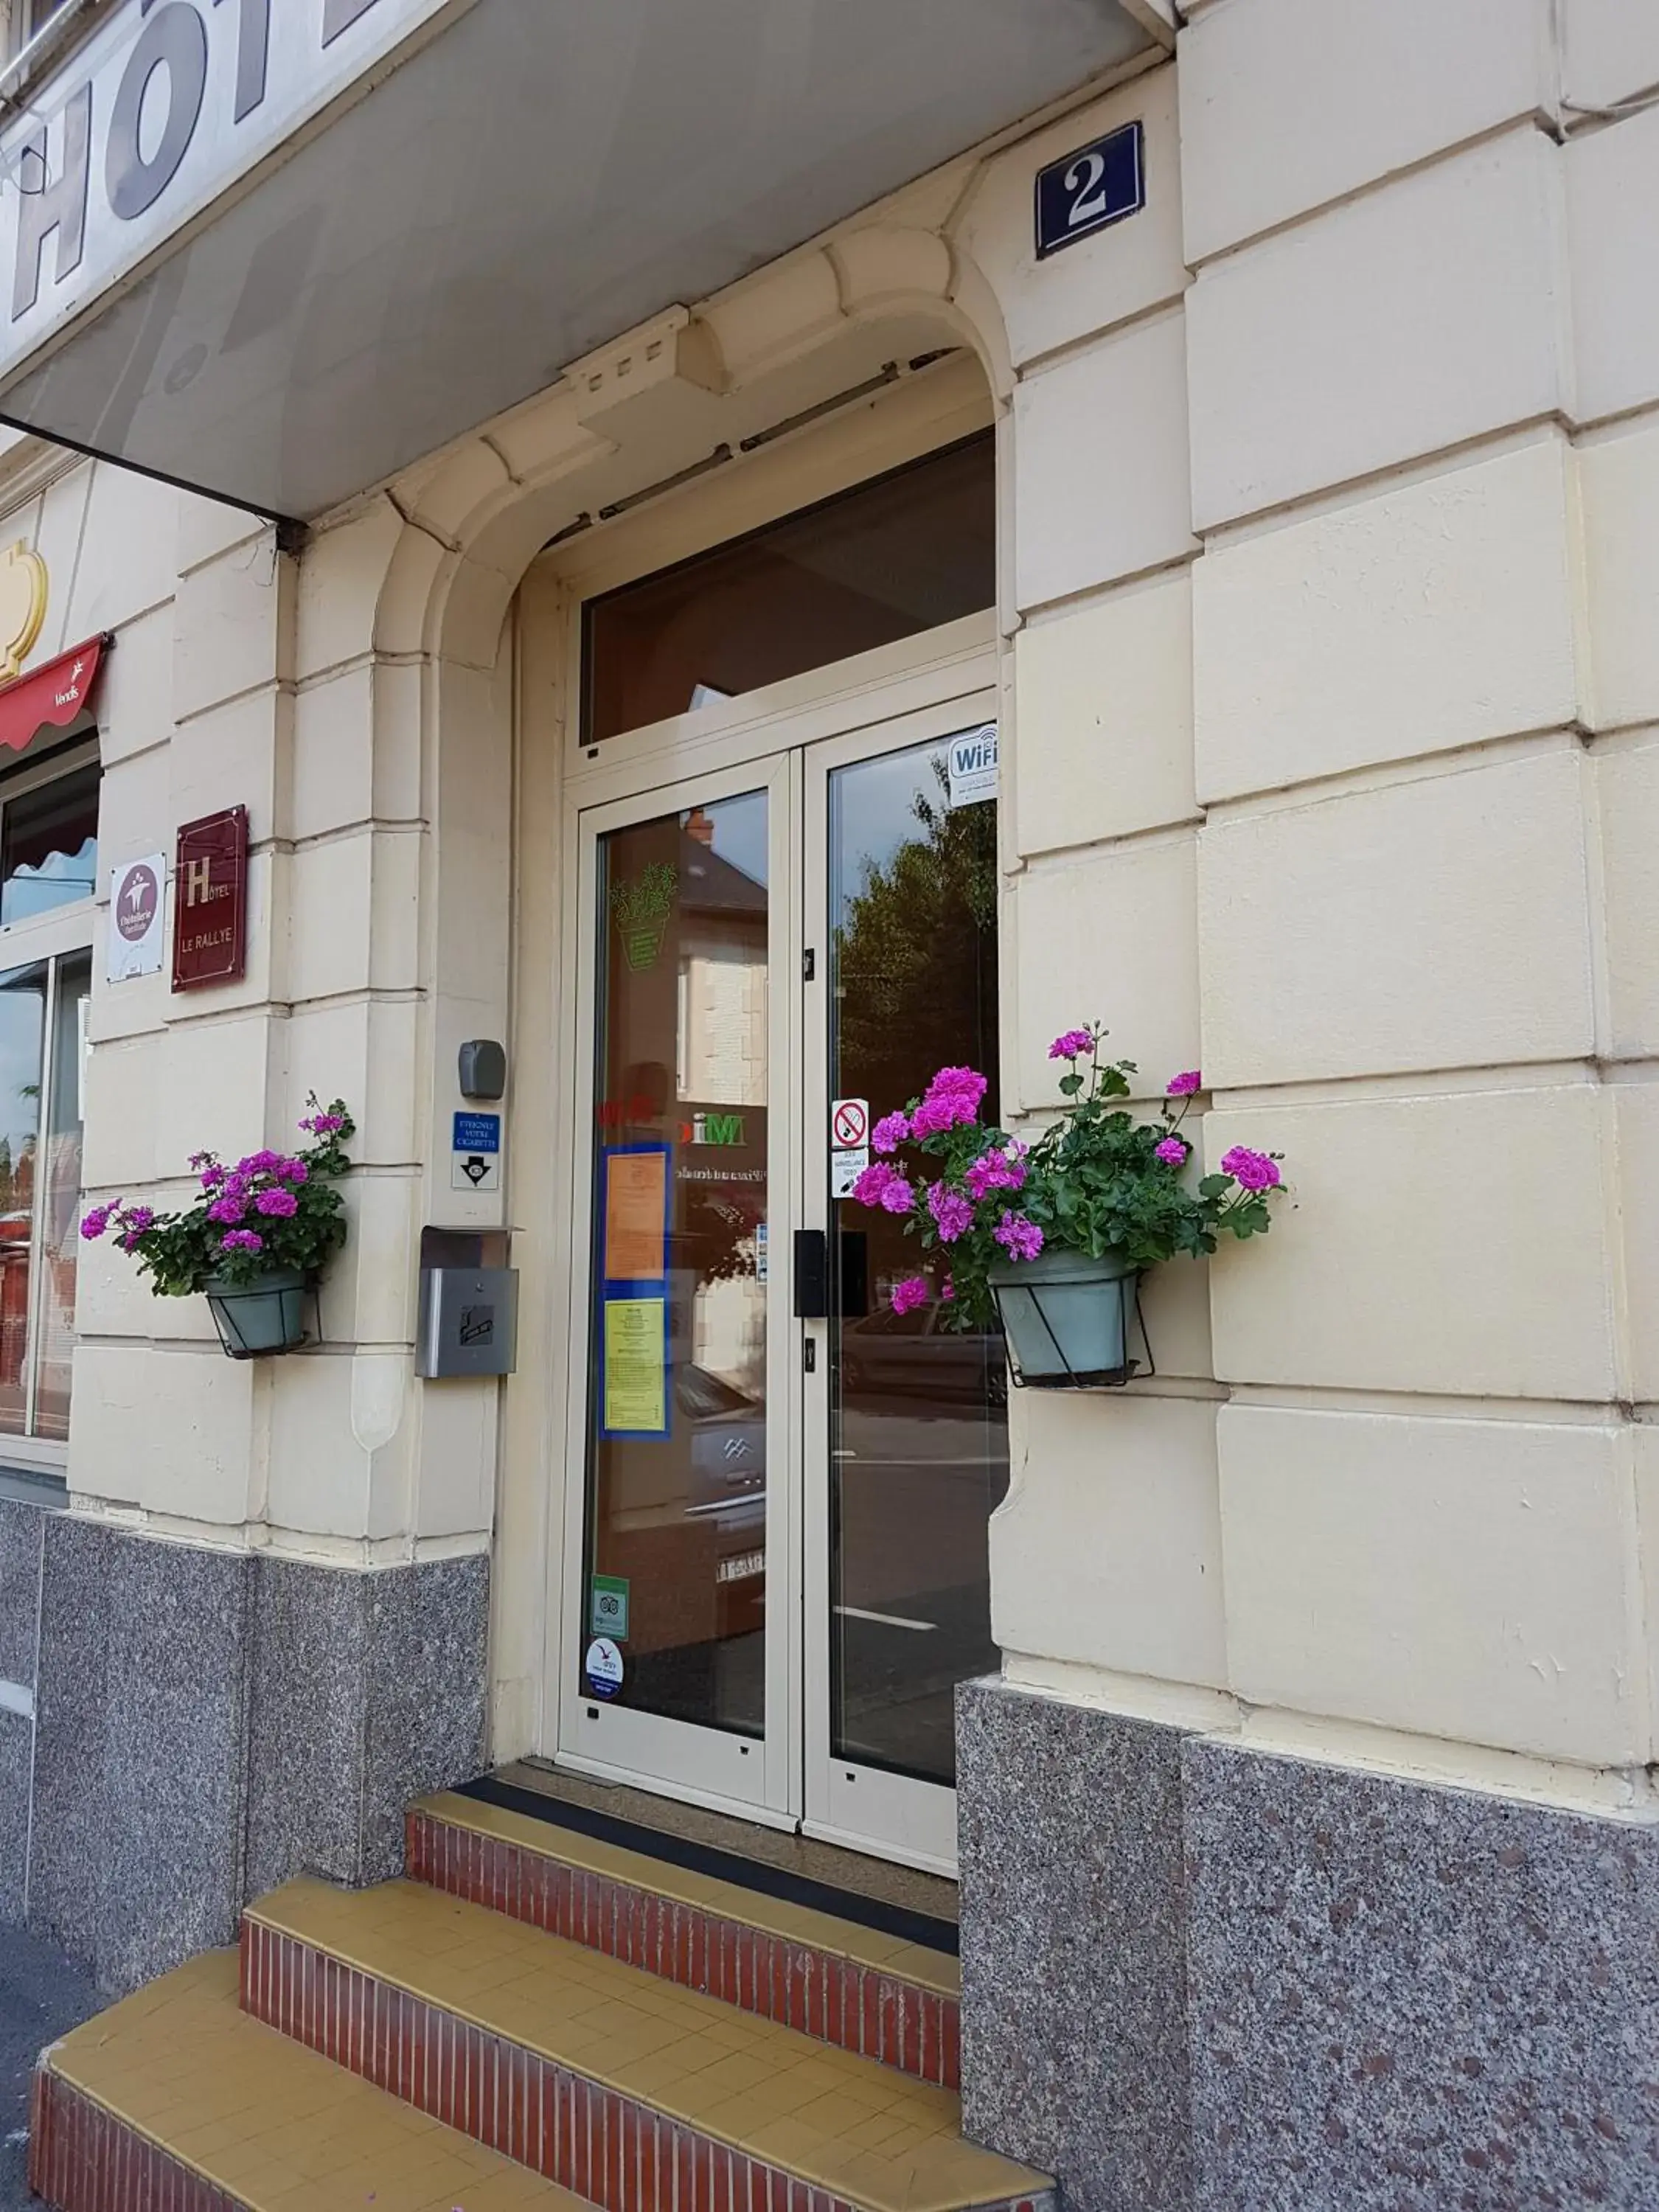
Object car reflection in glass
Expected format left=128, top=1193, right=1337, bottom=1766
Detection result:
left=678, top=1360, right=765, bottom=1540
left=838, top=1301, right=1008, bottom=1409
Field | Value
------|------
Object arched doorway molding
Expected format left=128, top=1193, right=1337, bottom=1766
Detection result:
left=295, top=204, right=1015, bottom=1756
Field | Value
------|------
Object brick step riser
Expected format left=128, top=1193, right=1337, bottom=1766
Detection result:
left=29, top=2070, right=243, bottom=2212
left=407, top=1811, right=960, bottom=2091
left=240, top=1920, right=1043, bottom=2212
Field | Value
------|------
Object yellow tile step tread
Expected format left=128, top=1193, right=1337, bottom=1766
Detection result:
left=416, top=1793, right=961, bottom=2001
left=248, top=1878, right=1046, bottom=2212
left=39, top=1950, right=590, bottom=2212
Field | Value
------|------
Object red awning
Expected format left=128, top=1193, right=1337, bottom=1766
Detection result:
left=0, top=635, right=109, bottom=756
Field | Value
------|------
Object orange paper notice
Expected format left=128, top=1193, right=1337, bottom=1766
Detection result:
left=605, top=1147, right=667, bottom=1283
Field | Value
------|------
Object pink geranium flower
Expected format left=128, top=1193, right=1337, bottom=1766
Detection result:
left=890, top=1276, right=931, bottom=1315
left=1166, top=1070, right=1202, bottom=1098
left=872, top=1112, right=910, bottom=1155
left=851, top=1161, right=915, bottom=1215
left=1048, top=1028, right=1094, bottom=1061
left=910, top=1066, right=987, bottom=1136
left=927, top=1186, right=975, bottom=1244
left=964, top=1146, right=1026, bottom=1200
left=1221, top=1146, right=1281, bottom=1194
left=992, top=1211, right=1044, bottom=1262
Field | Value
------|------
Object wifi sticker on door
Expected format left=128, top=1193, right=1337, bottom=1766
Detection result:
left=947, top=724, right=998, bottom=808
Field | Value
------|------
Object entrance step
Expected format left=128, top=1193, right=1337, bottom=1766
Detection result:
left=242, top=1877, right=1049, bottom=2212
left=411, top=1787, right=961, bottom=2087
left=29, top=1950, right=585, bottom=2212
left=484, top=1765, right=959, bottom=1932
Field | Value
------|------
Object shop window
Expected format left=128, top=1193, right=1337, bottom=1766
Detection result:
left=0, top=759, right=99, bottom=925
left=25, top=1, right=72, bottom=38
left=0, top=745, right=98, bottom=1465
left=582, top=431, right=995, bottom=744
left=0, top=950, right=90, bottom=1442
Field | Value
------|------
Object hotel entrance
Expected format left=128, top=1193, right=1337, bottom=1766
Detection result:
left=549, top=433, right=1006, bottom=1871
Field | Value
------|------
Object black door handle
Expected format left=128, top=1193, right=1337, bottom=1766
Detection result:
left=793, top=1229, right=829, bottom=1318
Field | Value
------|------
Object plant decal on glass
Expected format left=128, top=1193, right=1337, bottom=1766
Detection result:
left=610, top=862, right=678, bottom=971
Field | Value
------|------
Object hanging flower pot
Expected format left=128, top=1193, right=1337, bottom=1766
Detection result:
left=847, top=1028, right=1286, bottom=1393
left=83, top=1096, right=356, bottom=1362
left=201, top=1268, right=312, bottom=1360
left=988, top=1245, right=1143, bottom=1389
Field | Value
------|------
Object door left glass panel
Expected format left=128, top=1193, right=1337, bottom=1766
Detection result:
left=584, top=793, right=771, bottom=1738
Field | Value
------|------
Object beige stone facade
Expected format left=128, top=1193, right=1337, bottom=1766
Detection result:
left=1, top=1, right=1658, bottom=2200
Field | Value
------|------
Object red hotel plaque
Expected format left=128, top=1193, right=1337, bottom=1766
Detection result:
left=173, top=807, right=248, bottom=990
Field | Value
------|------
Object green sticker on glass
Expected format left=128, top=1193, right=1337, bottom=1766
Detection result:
left=590, top=1574, right=630, bottom=1640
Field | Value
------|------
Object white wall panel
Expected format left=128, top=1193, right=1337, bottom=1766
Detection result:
left=1194, top=436, right=1582, bottom=799
left=1186, top=130, right=1569, bottom=529
left=994, top=1393, right=1226, bottom=1686
left=1015, top=568, right=1195, bottom=854
left=1013, top=832, right=1199, bottom=1110
left=1200, top=749, right=1595, bottom=1088
left=1205, top=1085, right=1616, bottom=1400
left=1180, top=0, right=1553, bottom=264
left=1014, top=309, right=1195, bottom=608
left=1568, top=105, right=1659, bottom=427
left=1219, top=1403, right=1644, bottom=1764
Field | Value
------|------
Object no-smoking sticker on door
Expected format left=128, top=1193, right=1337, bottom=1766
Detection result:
left=831, top=1098, right=869, bottom=1150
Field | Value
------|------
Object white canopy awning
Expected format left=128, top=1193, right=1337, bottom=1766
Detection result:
left=0, top=0, right=1155, bottom=519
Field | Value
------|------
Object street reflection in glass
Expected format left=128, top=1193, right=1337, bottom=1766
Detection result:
left=585, top=793, right=770, bottom=1736
left=828, top=742, right=1006, bottom=1785
left=35, top=953, right=90, bottom=1441
left=0, top=962, right=45, bottom=1435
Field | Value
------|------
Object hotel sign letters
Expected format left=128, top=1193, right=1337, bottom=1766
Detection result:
left=0, top=0, right=448, bottom=378
left=173, top=805, right=248, bottom=991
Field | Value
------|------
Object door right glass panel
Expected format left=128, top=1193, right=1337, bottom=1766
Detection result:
left=827, top=738, right=1006, bottom=1785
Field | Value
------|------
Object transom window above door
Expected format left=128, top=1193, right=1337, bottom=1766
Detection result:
left=581, top=431, right=995, bottom=745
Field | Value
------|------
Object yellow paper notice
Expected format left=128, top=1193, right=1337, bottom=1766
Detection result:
left=604, top=1297, right=667, bottom=1433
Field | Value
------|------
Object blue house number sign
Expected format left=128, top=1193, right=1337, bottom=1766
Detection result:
left=1034, top=121, right=1145, bottom=259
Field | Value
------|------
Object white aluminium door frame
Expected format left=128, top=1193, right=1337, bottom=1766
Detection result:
left=549, top=622, right=998, bottom=1860
left=798, top=690, right=999, bottom=1877
left=556, top=747, right=801, bottom=1827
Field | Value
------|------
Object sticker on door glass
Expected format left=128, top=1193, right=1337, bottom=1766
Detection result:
left=831, top=1097, right=869, bottom=1150
left=603, top=1144, right=668, bottom=1284
left=832, top=1148, right=869, bottom=1199
left=602, top=1295, right=669, bottom=1437
left=947, top=723, right=999, bottom=808
left=590, top=1574, right=630, bottom=1640
left=585, top=1637, right=625, bottom=1699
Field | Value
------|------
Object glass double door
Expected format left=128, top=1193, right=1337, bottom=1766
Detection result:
left=562, top=703, right=1006, bottom=1870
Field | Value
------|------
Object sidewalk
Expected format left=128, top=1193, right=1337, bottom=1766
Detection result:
left=0, top=1927, right=97, bottom=2212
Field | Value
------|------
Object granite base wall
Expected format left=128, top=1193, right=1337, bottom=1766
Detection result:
left=29, top=1517, right=489, bottom=1994
left=246, top=1550, right=492, bottom=1895
left=0, top=1493, right=46, bottom=1927
left=956, top=1677, right=1194, bottom=2212
left=956, top=1676, right=1659, bottom=2212
left=1184, top=1736, right=1659, bottom=2212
